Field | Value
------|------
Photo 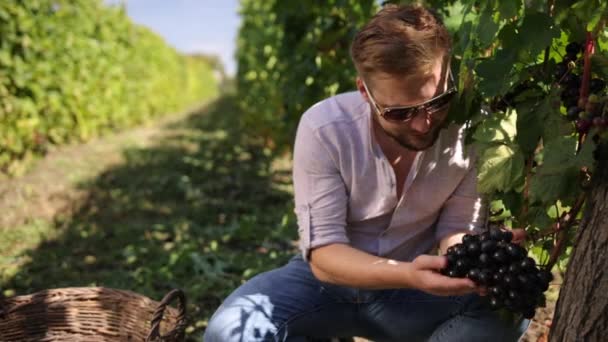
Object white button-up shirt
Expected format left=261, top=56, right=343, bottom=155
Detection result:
left=293, top=91, right=487, bottom=262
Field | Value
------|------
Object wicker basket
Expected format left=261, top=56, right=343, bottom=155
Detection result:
left=0, top=287, right=187, bottom=342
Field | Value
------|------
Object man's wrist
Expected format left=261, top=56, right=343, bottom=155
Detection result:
left=396, top=260, right=416, bottom=289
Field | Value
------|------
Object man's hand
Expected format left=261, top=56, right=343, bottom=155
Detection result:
left=405, top=254, right=482, bottom=296
left=511, top=228, right=527, bottom=245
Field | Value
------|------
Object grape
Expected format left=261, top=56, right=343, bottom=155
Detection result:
left=462, top=234, right=478, bottom=244
left=489, top=229, right=503, bottom=241
left=563, top=73, right=581, bottom=88
left=567, top=106, right=581, bottom=121
left=489, top=297, right=502, bottom=309
left=468, top=268, right=481, bottom=282
left=455, top=258, right=471, bottom=271
left=593, top=117, right=607, bottom=128
left=563, top=86, right=580, bottom=99
left=478, top=269, right=493, bottom=285
left=479, top=231, right=492, bottom=242
left=579, top=111, right=592, bottom=120
left=521, top=257, right=536, bottom=270
left=566, top=42, right=582, bottom=55
left=517, top=274, right=531, bottom=288
left=590, top=78, right=606, bottom=94
left=466, top=241, right=481, bottom=256
left=563, top=96, right=579, bottom=109
left=481, top=240, right=497, bottom=253
left=563, top=53, right=579, bottom=64
left=479, top=253, right=492, bottom=266
left=492, top=272, right=503, bottom=284
left=493, top=249, right=509, bottom=263
left=500, top=230, right=514, bottom=243
left=576, top=119, right=592, bottom=133
left=508, top=263, right=522, bottom=274
left=538, top=269, right=554, bottom=283
left=490, top=286, right=503, bottom=297
left=588, top=94, right=600, bottom=103
left=441, top=232, right=554, bottom=318
left=505, top=244, right=525, bottom=260
left=454, top=245, right=467, bottom=257
left=554, top=62, right=568, bottom=80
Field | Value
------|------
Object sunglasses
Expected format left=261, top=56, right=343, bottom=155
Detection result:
left=362, top=71, right=457, bottom=123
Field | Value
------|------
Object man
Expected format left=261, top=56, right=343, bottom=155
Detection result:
left=204, top=4, right=528, bottom=341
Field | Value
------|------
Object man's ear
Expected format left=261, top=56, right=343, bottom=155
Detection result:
left=356, top=77, right=369, bottom=101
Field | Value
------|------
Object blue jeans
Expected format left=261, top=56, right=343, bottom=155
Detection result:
left=203, top=255, right=529, bottom=341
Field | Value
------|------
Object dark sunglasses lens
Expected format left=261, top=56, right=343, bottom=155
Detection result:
left=427, top=90, right=456, bottom=112
left=383, top=108, right=416, bottom=121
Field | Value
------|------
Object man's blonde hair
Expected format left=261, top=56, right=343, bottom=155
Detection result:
left=351, top=4, right=452, bottom=81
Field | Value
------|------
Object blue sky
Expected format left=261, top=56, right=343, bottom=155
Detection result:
left=106, top=0, right=241, bottom=76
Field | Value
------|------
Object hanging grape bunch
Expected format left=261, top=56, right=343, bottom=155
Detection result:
left=558, top=41, right=607, bottom=133
left=441, top=229, right=553, bottom=319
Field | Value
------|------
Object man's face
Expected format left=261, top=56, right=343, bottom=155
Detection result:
left=358, top=58, right=453, bottom=151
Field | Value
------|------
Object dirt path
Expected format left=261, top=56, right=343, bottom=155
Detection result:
left=0, top=104, right=210, bottom=232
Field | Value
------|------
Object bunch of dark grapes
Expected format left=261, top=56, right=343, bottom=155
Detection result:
left=441, top=229, right=553, bottom=319
left=558, top=42, right=608, bottom=134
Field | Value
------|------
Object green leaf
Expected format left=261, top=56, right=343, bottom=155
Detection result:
left=571, top=0, right=601, bottom=24
left=473, top=110, right=517, bottom=144
left=517, top=11, right=560, bottom=60
left=477, top=144, right=525, bottom=194
left=476, top=49, right=516, bottom=97
left=586, top=2, right=607, bottom=32
left=529, top=169, right=579, bottom=205
left=529, top=136, right=584, bottom=204
left=526, top=205, right=553, bottom=230
left=498, top=190, right=524, bottom=219
left=591, top=54, right=608, bottom=80
left=497, top=21, right=518, bottom=47
left=539, top=136, right=578, bottom=175
left=574, top=133, right=596, bottom=171
left=515, top=97, right=543, bottom=155
left=497, top=0, right=522, bottom=21
left=477, top=2, right=499, bottom=48
left=541, top=89, right=572, bottom=144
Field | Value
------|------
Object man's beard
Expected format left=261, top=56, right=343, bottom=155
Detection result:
left=369, top=104, right=448, bottom=151
left=384, top=125, right=443, bottom=151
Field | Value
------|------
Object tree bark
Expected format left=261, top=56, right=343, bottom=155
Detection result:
left=550, top=143, right=608, bottom=341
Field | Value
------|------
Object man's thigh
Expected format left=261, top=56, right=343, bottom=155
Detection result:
left=203, top=255, right=361, bottom=342
left=359, top=290, right=527, bottom=342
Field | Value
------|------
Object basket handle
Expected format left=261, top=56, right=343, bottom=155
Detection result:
left=146, top=289, right=187, bottom=342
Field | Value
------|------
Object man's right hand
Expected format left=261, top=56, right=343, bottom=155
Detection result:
left=406, top=254, right=481, bottom=296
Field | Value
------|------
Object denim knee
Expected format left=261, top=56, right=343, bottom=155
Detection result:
left=203, top=293, right=282, bottom=342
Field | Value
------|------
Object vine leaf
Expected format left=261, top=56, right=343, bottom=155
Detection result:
left=473, top=110, right=517, bottom=144
left=477, top=144, right=525, bottom=194
left=518, top=11, right=561, bottom=60
left=477, top=2, right=499, bottom=48
left=529, top=136, right=588, bottom=205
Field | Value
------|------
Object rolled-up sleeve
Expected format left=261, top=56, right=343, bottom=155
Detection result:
left=434, top=164, right=487, bottom=242
left=293, top=118, right=349, bottom=261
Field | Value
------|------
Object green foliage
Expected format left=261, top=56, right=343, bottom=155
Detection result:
left=0, top=0, right=218, bottom=174
left=236, top=0, right=377, bottom=150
